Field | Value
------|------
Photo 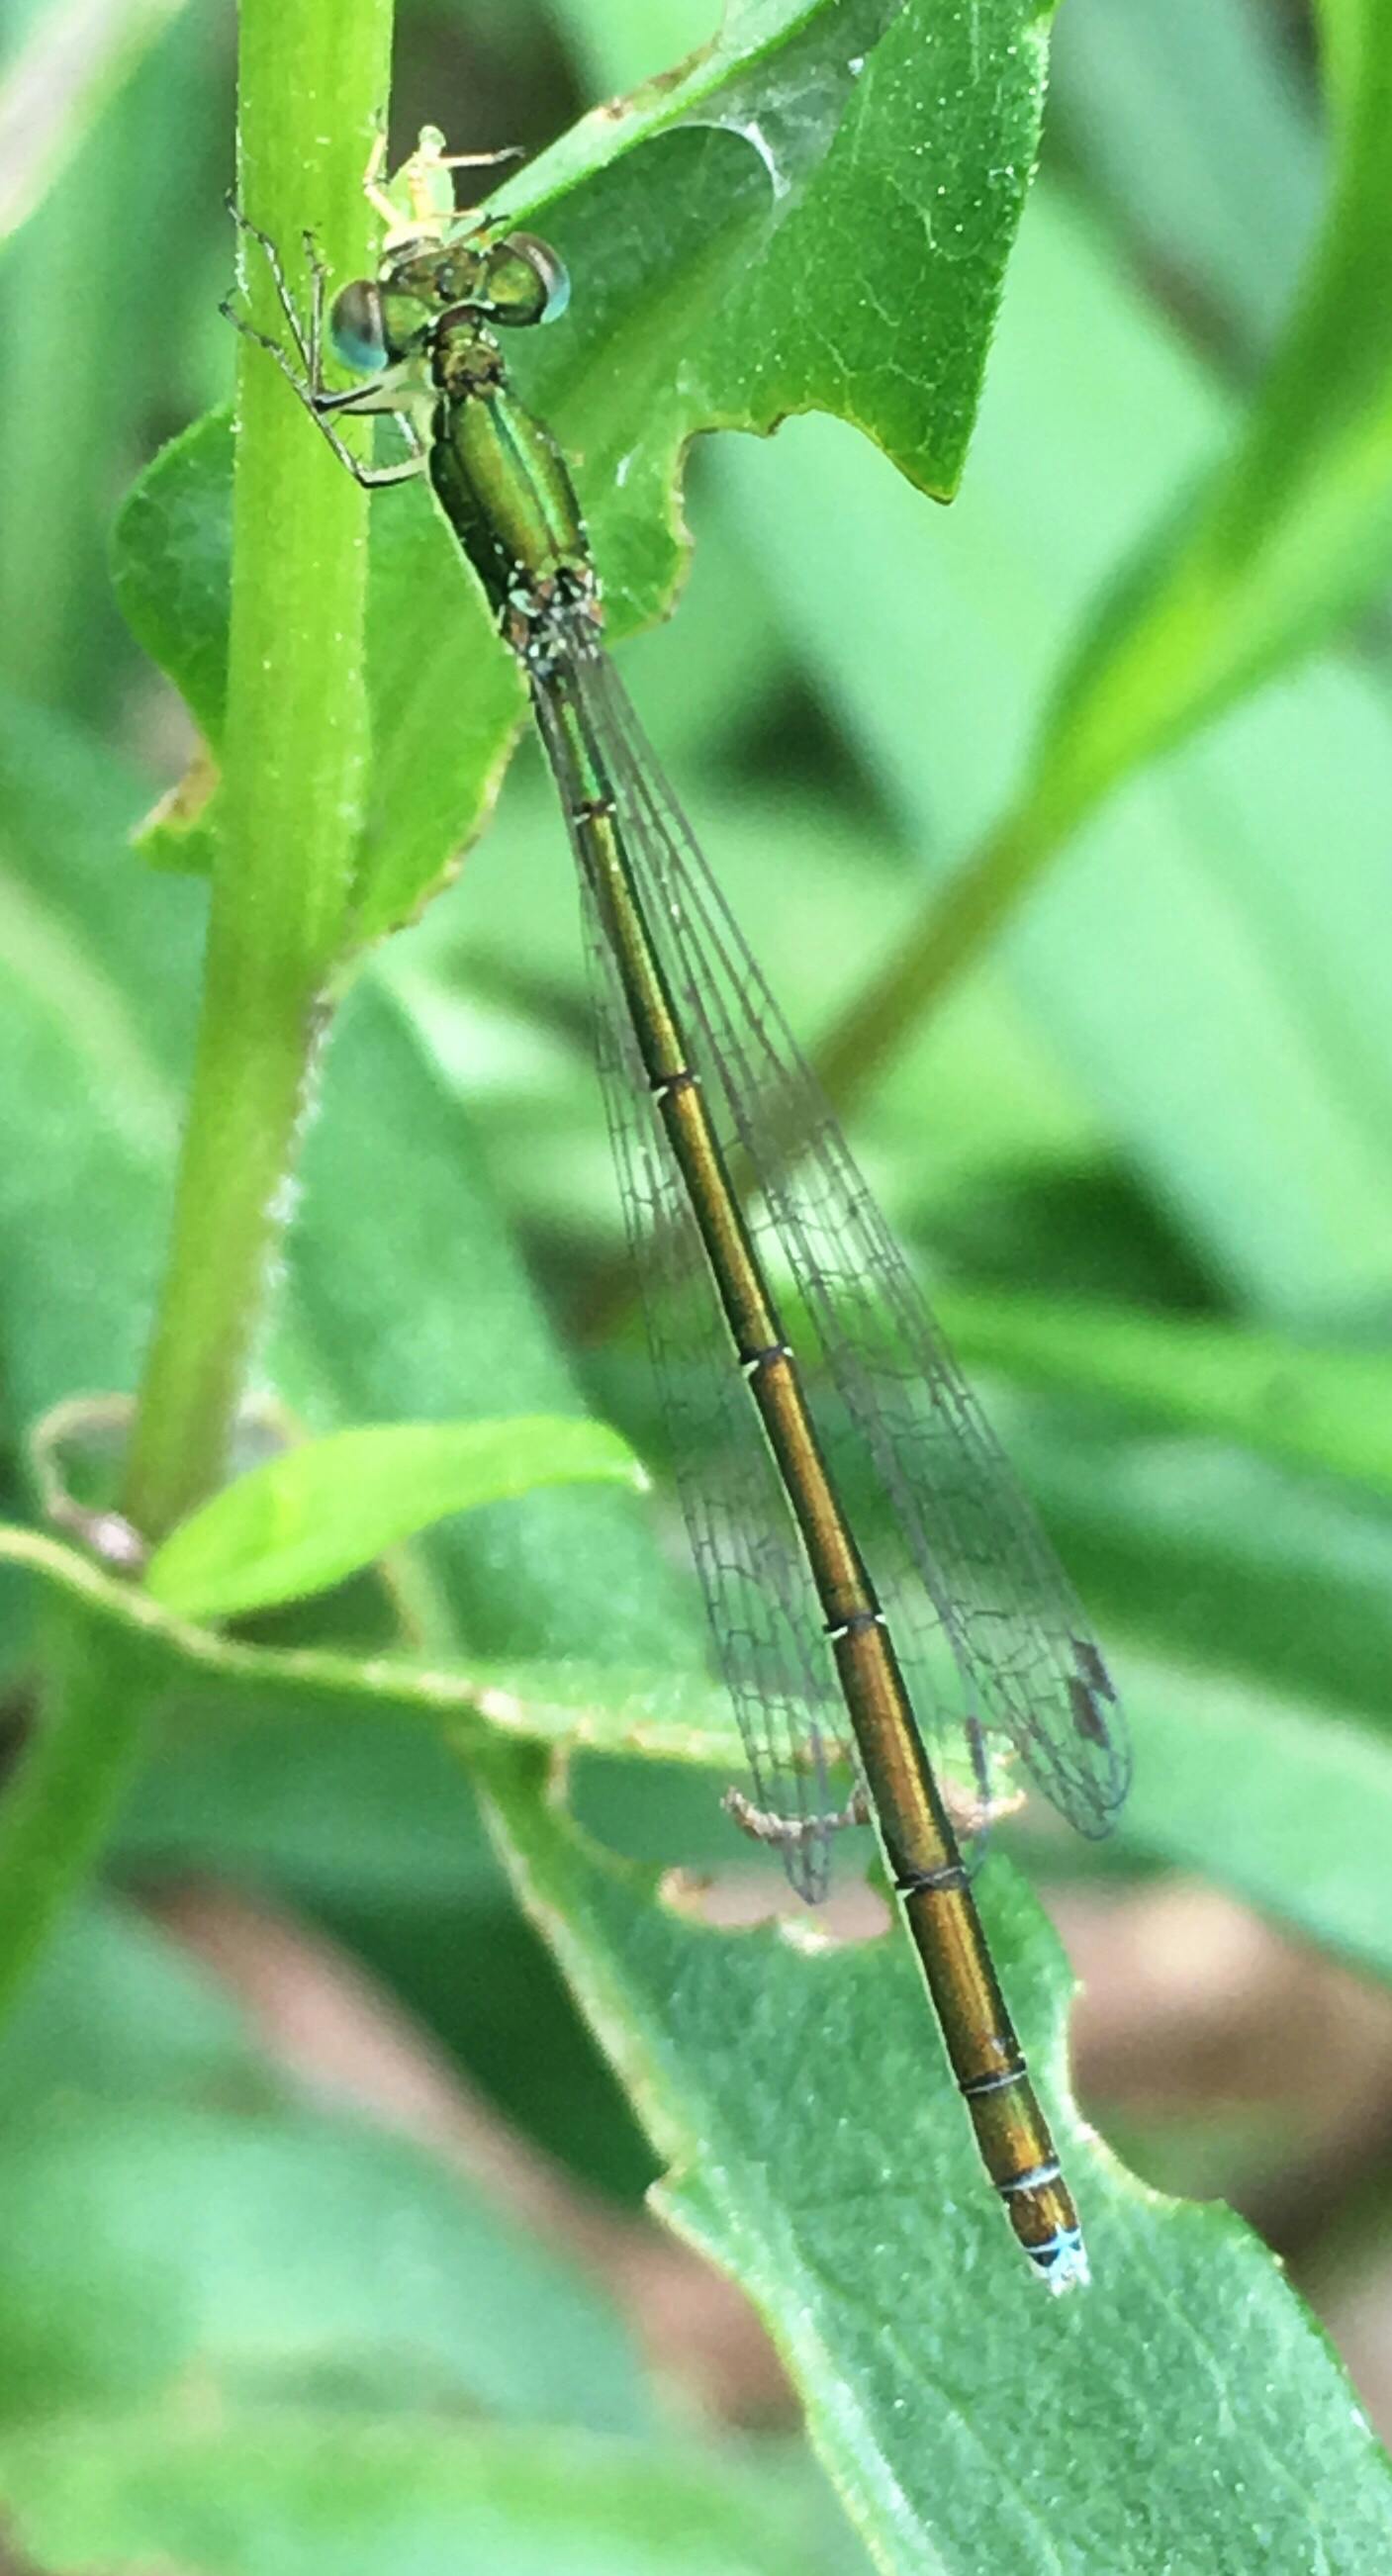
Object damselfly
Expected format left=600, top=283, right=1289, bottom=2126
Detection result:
left=226, top=130, right=1131, bottom=2290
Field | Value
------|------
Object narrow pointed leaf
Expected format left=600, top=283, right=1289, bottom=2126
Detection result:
left=144, top=1416, right=645, bottom=1620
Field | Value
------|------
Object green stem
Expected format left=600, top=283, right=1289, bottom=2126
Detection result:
left=810, top=794, right=1068, bottom=1120
left=121, top=0, right=393, bottom=1542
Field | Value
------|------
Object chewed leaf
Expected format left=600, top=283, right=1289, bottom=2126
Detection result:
left=489, top=1776, right=1392, bottom=2573
left=144, top=1416, right=646, bottom=1620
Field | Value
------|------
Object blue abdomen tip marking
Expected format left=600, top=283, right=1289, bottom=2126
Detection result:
left=1031, top=2228, right=1090, bottom=2294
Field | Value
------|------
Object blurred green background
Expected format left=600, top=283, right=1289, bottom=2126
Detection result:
left=2, top=0, right=1392, bottom=2567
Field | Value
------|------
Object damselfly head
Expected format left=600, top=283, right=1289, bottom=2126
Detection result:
left=482, top=232, right=571, bottom=328
left=369, top=230, right=568, bottom=341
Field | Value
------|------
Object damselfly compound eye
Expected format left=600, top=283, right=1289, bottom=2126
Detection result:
left=487, top=232, right=570, bottom=326
left=512, top=232, right=570, bottom=322
left=329, top=278, right=388, bottom=372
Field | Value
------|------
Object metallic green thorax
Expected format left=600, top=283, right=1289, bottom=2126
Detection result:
left=428, top=333, right=595, bottom=657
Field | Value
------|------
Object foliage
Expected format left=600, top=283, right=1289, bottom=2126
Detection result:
left=0, top=0, right=1390, bottom=2567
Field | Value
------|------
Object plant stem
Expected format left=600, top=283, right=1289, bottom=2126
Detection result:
left=810, top=793, right=1070, bottom=1121
left=121, top=0, right=393, bottom=1542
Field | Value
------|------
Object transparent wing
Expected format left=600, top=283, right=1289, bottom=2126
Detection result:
left=542, top=639, right=1130, bottom=1862
left=560, top=720, right=857, bottom=1901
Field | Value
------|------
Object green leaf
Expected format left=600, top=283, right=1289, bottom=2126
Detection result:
left=1122, top=1652, right=1392, bottom=1983
left=1050, top=0, right=1322, bottom=362
left=0, top=2097, right=648, bottom=2432
left=0, top=689, right=693, bottom=1673
left=0, top=1526, right=733, bottom=1787
left=0, top=1902, right=649, bottom=2447
left=507, top=0, right=1054, bottom=510
left=0, top=2420, right=821, bottom=2576
left=144, top=1415, right=646, bottom=1619
left=3, top=1570, right=1389, bottom=2559
left=277, top=979, right=700, bottom=1670
left=998, top=1401, right=1392, bottom=1732
left=481, top=1765, right=1392, bottom=2573
left=0, top=1530, right=741, bottom=1774
left=0, top=0, right=190, bottom=250
left=1035, top=0, right=1392, bottom=821
left=112, top=410, right=526, bottom=897
left=0, top=0, right=215, bottom=721
left=938, top=1287, right=1392, bottom=1498
left=0, top=1582, right=168, bottom=2034
left=0, top=1896, right=259, bottom=2105
left=0, top=691, right=201, bottom=1415
left=10, top=1514, right=1392, bottom=1987
left=113, top=0, right=1057, bottom=929
left=112, top=410, right=233, bottom=756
